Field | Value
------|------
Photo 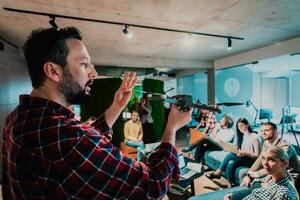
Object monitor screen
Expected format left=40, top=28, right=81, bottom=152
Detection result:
left=259, top=108, right=273, bottom=120
left=282, top=114, right=297, bottom=124
left=289, top=106, right=300, bottom=124
left=178, top=154, right=186, bottom=169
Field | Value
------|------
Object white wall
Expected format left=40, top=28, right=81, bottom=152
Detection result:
left=261, top=78, right=288, bottom=123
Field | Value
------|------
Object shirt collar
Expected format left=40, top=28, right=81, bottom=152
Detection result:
left=19, top=95, right=75, bottom=118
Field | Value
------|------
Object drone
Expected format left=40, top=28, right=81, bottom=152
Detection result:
left=133, top=89, right=222, bottom=113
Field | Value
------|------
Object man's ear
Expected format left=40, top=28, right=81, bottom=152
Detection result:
left=43, top=62, right=63, bottom=82
left=284, top=160, right=289, bottom=168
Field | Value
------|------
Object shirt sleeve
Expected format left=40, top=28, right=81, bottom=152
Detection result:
left=138, top=122, right=143, bottom=141
left=248, top=137, right=261, bottom=158
left=124, top=121, right=131, bottom=140
left=56, top=124, right=179, bottom=199
left=91, top=114, right=113, bottom=141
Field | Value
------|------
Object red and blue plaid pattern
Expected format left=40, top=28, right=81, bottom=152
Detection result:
left=2, top=95, right=179, bottom=199
left=205, top=111, right=216, bottom=132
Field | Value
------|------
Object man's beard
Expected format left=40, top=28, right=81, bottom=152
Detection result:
left=59, top=68, right=91, bottom=105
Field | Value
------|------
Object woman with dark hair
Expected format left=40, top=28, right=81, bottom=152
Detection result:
left=206, top=118, right=261, bottom=186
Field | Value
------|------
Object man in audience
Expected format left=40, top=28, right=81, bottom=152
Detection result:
left=2, top=26, right=193, bottom=199
left=124, top=111, right=144, bottom=160
left=195, top=109, right=217, bottom=134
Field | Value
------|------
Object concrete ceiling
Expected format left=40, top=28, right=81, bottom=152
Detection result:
left=1, top=0, right=300, bottom=72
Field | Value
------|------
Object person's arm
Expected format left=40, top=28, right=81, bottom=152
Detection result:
left=137, top=122, right=143, bottom=141
left=141, top=104, right=151, bottom=113
left=249, top=150, right=263, bottom=172
left=203, top=112, right=216, bottom=134
left=105, top=72, right=138, bottom=128
left=209, top=123, right=220, bottom=139
left=224, top=193, right=233, bottom=200
left=55, top=107, right=192, bottom=199
left=161, top=105, right=193, bottom=146
left=194, top=122, right=202, bottom=130
left=238, top=138, right=260, bottom=158
left=124, top=122, right=130, bottom=140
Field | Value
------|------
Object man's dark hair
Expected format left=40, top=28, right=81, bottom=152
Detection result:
left=23, top=27, right=82, bottom=88
left=261, top=122, right=277, bottom=132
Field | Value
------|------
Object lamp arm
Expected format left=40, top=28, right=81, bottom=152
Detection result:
left=254, top=109, right=259, bottom=126
left=248, top=100, right=259, bottom=112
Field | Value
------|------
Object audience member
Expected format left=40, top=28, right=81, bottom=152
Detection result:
left=124, top=111, right=144, bottom=161
left=241, top=122, right=300, bottom=187
left=181, top=115, right=235, bottom=162
left=138, top=96, right=155, bottom=143
left=206, top=118, right=261, bottom=186
left=194, top=109, right=217, bottom=134
left=224, top=145, right=299, bottom=200
left=194, top=122, right=300, bottom=200
left=2, top=27, right=193, bottom=199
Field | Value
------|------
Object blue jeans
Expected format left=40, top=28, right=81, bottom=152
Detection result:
left=219, top=153, right=255, bottom=183
left=125, top=140, right=145, bottom=161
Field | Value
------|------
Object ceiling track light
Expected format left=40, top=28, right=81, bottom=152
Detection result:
left=123, top=24, right=129, bottom=35
left=49, top=16, right=59, bottom=29
left=227, top=38, right=232, bottom=50
left=3, top=7, right=244, bottom=43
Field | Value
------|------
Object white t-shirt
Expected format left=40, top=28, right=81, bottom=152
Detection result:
left=215, top=128, right=235, bottom=142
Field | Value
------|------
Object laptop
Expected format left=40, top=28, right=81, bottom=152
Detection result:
left=145, top=142, right=161, bottom=154
left=219, top=140, right=239, bottom=154
left=178, top=154, right=197, bottom=179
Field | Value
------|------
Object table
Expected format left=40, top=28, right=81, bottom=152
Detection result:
left=169, top=157, right=205, bottom=197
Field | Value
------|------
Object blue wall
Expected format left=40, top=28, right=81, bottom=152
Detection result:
left=215, top=67, right=254, bottom=123
left=177, top=72, right=208, bottom=104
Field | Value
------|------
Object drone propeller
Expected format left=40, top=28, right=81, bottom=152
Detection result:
left=215, top=102, right=245, bottom=106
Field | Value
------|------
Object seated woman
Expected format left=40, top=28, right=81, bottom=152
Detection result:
left=206, top=118, right=261, bottom=186
left=182, top=115, right=235, bottom=162
left=224, top=145, right=299, bottom=200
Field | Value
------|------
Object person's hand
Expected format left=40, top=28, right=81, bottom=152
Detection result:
left=241, top=175, right=252, bottom=187
left=113, top=72, right=137, bottom=109
left=224, top=193, right=233, bottom=200
left=105, top=72, right=137, bottom=128
left=237, top=150, right=247, bottom=157
left=162, top=105, right=193, bottom=145
left=166, top=105, right=193, bottom=132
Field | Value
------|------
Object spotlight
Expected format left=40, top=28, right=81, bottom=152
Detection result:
left=123, top=24, right=129, bottom=35
left=227, top=38, right=232, bottom=50
left=49, top=16, right=59, bottom=29
left=122, top=24, right=132, bottom=39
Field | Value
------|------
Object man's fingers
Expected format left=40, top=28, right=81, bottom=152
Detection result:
left=121, top=72, right=130, bottom=88
left=121, top=72, right=137, bottom=89
left=128, top=72, right=137, bottom=88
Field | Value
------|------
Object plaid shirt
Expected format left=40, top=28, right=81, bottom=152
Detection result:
left=244, top=176, right=298, bottom=200
left=2, top=95, right=179, bottom=200
left=198, top=111, right=216, bottom=133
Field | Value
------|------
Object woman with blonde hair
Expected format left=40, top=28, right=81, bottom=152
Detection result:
left=225, top=145, right=299, bottom=200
